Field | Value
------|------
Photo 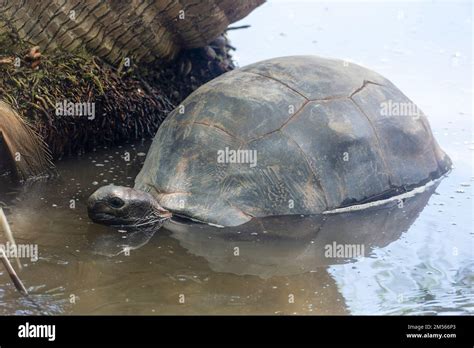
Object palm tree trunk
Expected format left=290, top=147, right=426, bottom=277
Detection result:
left=0, top=0, right=264, bottom=64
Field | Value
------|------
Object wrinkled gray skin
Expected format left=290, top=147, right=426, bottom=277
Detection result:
left=88, top=185, right=171, bottom=228
left=88, top=55, right=452, bottom=229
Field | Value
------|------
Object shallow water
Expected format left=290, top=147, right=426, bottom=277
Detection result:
left=0, top=1, right=472, bottom=315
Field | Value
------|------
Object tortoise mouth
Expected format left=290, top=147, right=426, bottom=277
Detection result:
left=88, top=205, right=172, bottom=228
left=87, top=210, right=131, bottom=227
left=87, top=185, right=172, bottom=229
left=87, top=200, right=138, bottom=227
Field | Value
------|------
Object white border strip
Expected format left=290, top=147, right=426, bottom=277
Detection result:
left=323, top=177, right=442, bottom=215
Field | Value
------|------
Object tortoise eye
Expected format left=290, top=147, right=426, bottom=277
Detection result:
left=109, top=197, right=125, bottom=209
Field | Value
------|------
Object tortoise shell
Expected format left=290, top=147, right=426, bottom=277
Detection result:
left=135, top=56, right=451, bottom=226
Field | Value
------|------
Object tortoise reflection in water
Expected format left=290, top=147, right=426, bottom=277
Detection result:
left=92, top=180, right=439, bottom=280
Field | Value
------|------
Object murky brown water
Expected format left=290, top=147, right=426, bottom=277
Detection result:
left=0, top=1, right=472, bottom=315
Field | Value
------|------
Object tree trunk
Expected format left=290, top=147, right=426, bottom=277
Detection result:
left=0, top=1, right=264, bottom=181
left=0, top=0, right=264, bottom=64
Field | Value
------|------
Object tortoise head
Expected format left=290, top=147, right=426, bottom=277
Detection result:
left=87, top=185, right=172, bottom=229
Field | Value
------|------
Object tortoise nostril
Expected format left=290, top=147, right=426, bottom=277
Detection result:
left=109, top=197, right=125, bottom=209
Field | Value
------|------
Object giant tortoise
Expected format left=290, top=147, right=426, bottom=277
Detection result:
left=88, top=56, right=452, bottom=228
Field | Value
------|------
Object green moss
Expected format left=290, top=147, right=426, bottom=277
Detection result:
left=0, top=33, right=165, bottom=158
left=0, top=29, right=234, bottom=158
